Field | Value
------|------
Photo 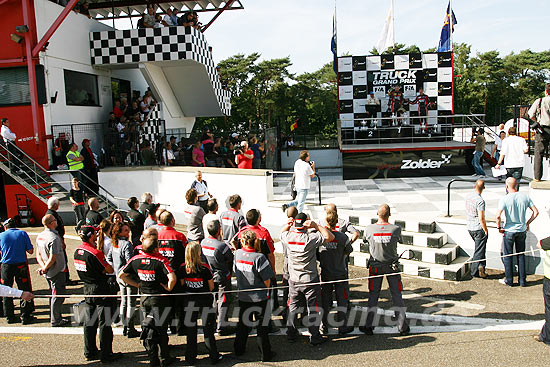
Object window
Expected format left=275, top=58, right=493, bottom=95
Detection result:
left=0, top=65, right=47, bottom=106
left=64, top=70, right=100, bottom=106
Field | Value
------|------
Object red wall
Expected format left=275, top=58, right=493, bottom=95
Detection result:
left=1, top=0, right=51, bottom=220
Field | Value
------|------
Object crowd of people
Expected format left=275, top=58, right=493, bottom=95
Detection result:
left=137, top=6, right=202, bottom=30
left=0, top=160, right=415, bottom=365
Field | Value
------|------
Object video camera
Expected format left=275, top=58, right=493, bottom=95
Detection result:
left=233, top=143, right=244, bottom=155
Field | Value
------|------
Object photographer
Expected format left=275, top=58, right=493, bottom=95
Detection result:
left=235, top=140, right=254, bottom=169
left=528, top=83, right=550, bottom=182
left=282, top=150, right=315, bottom=213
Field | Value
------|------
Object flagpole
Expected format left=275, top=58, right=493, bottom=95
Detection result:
left=335, top=0, right=337, bottom=58
left=392, top=0, right=395, bottom=50
left=449, top=0, right=453, bottom=52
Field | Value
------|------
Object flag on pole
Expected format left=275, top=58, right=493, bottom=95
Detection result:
left=376, top=1, right=394, bottom=54
left=437, top=2, right=457, bottom=52
left=290, top=118, right=299, bottom=132
left=331, top=6, right=337, bottom=73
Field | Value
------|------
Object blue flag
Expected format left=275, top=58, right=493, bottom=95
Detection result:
left=437, top=2, right=457, bottom=52
left=331, top=10, right=337, bottom=73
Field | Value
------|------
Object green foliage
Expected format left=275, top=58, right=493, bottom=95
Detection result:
left=197, top=46, right=550, bottom=135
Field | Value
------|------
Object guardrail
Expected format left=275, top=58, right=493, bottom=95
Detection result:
left=446, top=177, right=504, bottom=217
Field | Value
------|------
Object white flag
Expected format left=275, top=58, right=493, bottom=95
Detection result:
left=376, top=1, right=394, bottom=54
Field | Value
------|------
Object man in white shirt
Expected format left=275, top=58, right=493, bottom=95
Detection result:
left=161, top=8, right=176, bottom=26
left=496, top=126, right=529, bottom=189
left=1, top=118, right=21, bottom=173
left=528, top=83, right=550, bottom=182
left=283, top=150, right=315, bottom=213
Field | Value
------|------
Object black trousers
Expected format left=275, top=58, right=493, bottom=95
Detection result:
left=83, top=284, right=114, bottom=359
left=539, top=277, right=550, bottom=344
left=234, top=300, right=272, bottom=360
left=534, top=128, right=550, bottom=180
left=1, top=262, right=34, bottom=319
left=184, top=299, right=218, bottom=363
left=142, top=296, right=171, bottom=365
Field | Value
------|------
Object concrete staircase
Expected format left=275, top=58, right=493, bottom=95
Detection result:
left=347, top=217, right=470, bottom=281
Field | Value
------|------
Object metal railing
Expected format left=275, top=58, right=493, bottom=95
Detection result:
left=446, top=177, right=504, bottom=217
left=0, top=141, right=118, bottom=214
left=339, top=114, right=490, bottom=147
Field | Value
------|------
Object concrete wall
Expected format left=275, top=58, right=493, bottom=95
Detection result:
left=98, top=166, right=274, bottom=224
left=438, top=183, right=550, bottom=275
left=522, top=154, right=550, bottom=180
left=281, top=149, right=342, bottom=170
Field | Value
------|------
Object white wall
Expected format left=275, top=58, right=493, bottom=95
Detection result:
left=522, top=154, right=550, bottom=180
left=98, top=167, right=274, bottom=224
left=281, top=149, right=342, bottom=170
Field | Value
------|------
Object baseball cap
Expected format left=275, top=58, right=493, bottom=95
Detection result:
left=78, top=225, right=96, bottom=241
left=294, top=213, right=308, bottom=229
left=82, top=139, right=91, bottom=145
left=231, top=133, right=239, bottom=138
left=2, top=218, right=14, bottom=227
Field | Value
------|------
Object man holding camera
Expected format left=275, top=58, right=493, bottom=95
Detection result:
left=235, top=140, right=254, bottom=169
left=528, top=83, right=550, bottom=182
left=283, top=150, right=315, bottom=213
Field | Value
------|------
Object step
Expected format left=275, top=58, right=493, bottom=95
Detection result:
left=357, top=230, right=447, bottom=249
left=357, top=243, right=459, bottom=265
left=349, top=217, right=436, bottom=234
left=349, top=252, right=470, bottom=281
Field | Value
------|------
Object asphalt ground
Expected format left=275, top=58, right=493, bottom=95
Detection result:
left=0, top=226, right=548, bottom=366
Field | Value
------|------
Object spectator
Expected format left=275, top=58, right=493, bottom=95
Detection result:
left=492, top=130, right=506, bottom=164
left=35, top=214, right=69, bottom=327
left=140, top=192, right=155, bottom=217
left=224, top=141, right=237, bottom=168
left=233, top=230, right=275, bottom=361
left=536, top=237, right=550, bottom=344
left=162, top=142, right=175, bottom=165
left=495, top=127, right=528, bottom=190
left=184, top=188, right=206, bottom=242
left=219, top=194, right=246, bottom=243
left=528, top=83, right=550, bottom=182
left=140, top=140, right=157, bottom=166
left=107, top=222, right=139, bottom=338
left=283, top=150, right=315, bottom=213
left=0, top=218, right=35, bottom=324
left=108, top=210, right=125, bottom=225
left=250, top=136, right=262, bottom=169
left=235, top=140, right=253, bottom=169
left=97, top=219, right=112, bottom=257
left=66, top=143, right=85, bottom=180
left=154, top=14, right=163, bottom=28
left=161, top=8, right=176, bottom=26
left=465, top=180, right=488, bottom=278
left=113, top=100, right=124, bottom=118
left=81, top=138, right=99, bottom=194
left=180, top=241, right=222, bottom=364
left=143, top=6, right=156, bottom=28
left=202, top=198, right=219, bottom=237
left=191, top=171, right=212, bottom=213
left=46, top=197, right=76, bottom=286
left=80, top=1, right=91, bottom=18
left=69, top=177, right=87, bottom=229
left=191, top=140, right=205, bottom=167
left=496, top=177, right=539, bottom=287
left=202, top=129, right=216, bottom=167
left=85, top=197, right=104, bottom=229
left=127, top=197, right=145, bottom=246
left=143, top=203, right=161, bottom=230
left=470, top=128, right=486, bottom=177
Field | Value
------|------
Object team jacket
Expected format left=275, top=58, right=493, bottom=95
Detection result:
left=232, top=225, right=274, bottom=274
left=85, top=210, right=104, bottom=229
left=219, top=209, right=246, bottom=242
left=319, top=217, right=357, bottom=235
left=280, top=227, right=325, bottom=283
left=122, top=252, right=174, bottom=295
left=200, top=236, right=234, bottom=284
left=318, top=230, right=353, bottom=280
left=157, top=226, right=187, bottom=271
left=73, top=242, right=109, bottom=286
left=234, top=247, right=274, bottom=302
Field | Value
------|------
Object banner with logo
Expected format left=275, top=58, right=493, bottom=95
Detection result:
left=342, top=148, right=473, bottom=179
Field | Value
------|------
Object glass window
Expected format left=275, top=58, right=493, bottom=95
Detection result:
left=64, top=70, right=100, bottom=106
left=0, top=65, right=47, bottom=106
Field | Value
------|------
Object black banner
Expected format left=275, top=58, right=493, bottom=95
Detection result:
left=343, top=148, right=474, bottom=179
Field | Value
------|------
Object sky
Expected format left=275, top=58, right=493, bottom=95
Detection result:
left=108, top=0, right=550, bottom=76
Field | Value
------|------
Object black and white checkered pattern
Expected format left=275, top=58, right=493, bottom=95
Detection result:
left=89, top=26, right=231, bottom=116
left=139, top=104, right=164, bottom=155
left=337, top=52, right=453, bottom=127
